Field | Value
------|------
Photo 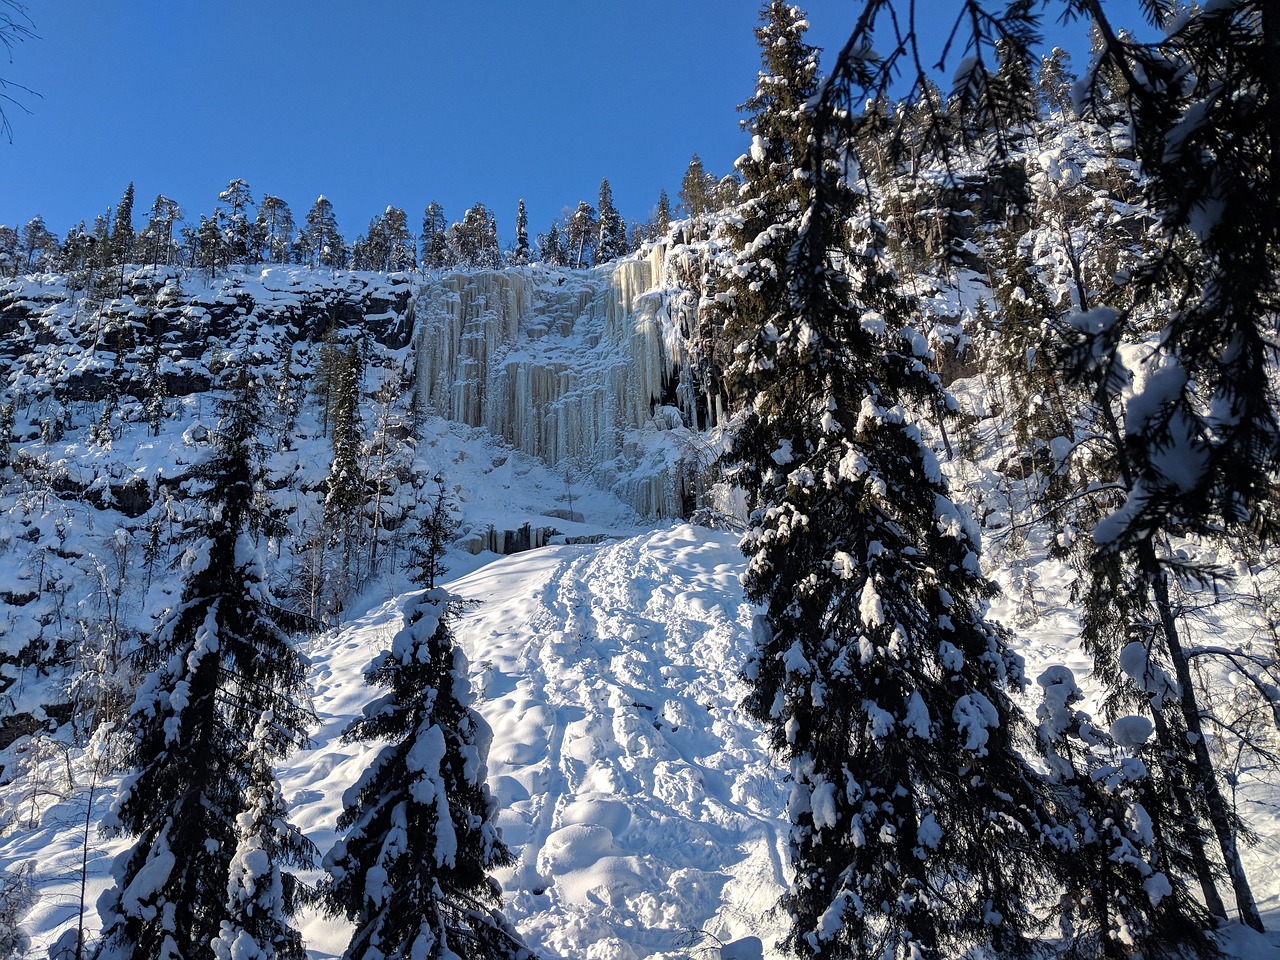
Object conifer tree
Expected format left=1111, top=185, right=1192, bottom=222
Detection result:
left=654, top=189, right=671, bottom=239
left=144, top=337, right=166, bottom=437
left=218, top=179, right=256, bottom=264
left=447, top=203, right=500, bottom=269
left=678, top=154, right=713, bottom=220
left=405, top=477, right=456, bottom=591
left=0, top=396, right=13, bottom=471
left=1035, top=666, right=1214, bottom=959
left=322, top=590, right=527, bottom=960
left=511, top=199, right=530, bottom=265
left=305, top=196, right=346, bottom=269
left=18, top=215, right=57, bottom=272
left=0, top=223, right=19, bottom=276
left=537, top=223, right=567, bottom=267
left=211, top=721, right=314, bottom=960
left=324, top=341, right=366, bottom=575
left=110, top=182, right=136, bottom=265
left=275, top=343, right=300, bottom=451
left=141, top=195, right=181, bottom=267
left=725, top=6, right=1058, bottom=955
left=96, top=367, right=315, bottom=960
left=566, top=201, right=596, bottom=269
left=382, top=206, right=415, bottom=272
left=595, top=178, right=627, bottom=264
left=256, top=195, right=294, bottom=264
left=420, top=202, right=451, bottom=270
left=195, top=214, right=227, bottom=278
left=825, top=0, right=1276, bottom=936
left=721, top=0, right=819, bottom=394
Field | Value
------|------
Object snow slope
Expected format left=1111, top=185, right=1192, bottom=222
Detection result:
left=2, top=526, right=787, bottom=959
left=288, top=524, right=787, bottom=960
left=7, top=521, right=1280, bottom=958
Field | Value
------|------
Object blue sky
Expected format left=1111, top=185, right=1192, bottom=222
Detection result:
left=0, top=1, right=1131, bottom=246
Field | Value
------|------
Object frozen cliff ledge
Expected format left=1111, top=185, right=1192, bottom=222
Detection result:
left=410, top=248, right=714, bottom=519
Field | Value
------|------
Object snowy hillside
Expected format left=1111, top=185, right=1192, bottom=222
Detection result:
left=2, top=526, right=789, bottom=959
left=3, top=242, right=1280, bottom=958
left=6, top=519, right=1280, bottom=959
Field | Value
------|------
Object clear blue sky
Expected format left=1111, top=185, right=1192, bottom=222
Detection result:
left=0, top=1, right=1135, bottom=246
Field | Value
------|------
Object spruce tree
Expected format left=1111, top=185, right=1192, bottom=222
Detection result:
left=537, top=223, right=567, bottom=267
left=678, top=154, right=713, bottom=220
left=195, top=214, right=227, bottom=278
left=654, top=189, right=671, bottom=239
left=511, top=199, right=530, bottom=265
left=595, top=178, right=627, bottom=264
left=721, top=0, right=819, bottom=395
left=212, top=721, right=314, bottom=960
left=726, top=6, right=1057, bottom=955
left=96, top=367, right=315, bottom=960
left=0, top=396, right=13, bottom=471
left=110, top=182, right=136, bottom=266
left=1035, top=666, right=1214, bottom=959
left=405, top=477, right=456, bottom=591
left=822, top=3, right=1280, bottom=929
left=324, top=341, right=366, bottom=579
left=447, top=203, right=500, bottom=269
left=322, top=591, right=526, bottom=960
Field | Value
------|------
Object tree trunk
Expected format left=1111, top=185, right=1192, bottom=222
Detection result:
left=1142, top=542, right=1264, bottom=931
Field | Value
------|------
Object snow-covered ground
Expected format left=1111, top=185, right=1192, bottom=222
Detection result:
left=7, top=521, right=1280, bottom=959
left=289, top=526, right=786, bottom=960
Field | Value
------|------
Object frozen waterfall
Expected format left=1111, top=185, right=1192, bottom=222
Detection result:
left=410, top=247, right=707, bottom=518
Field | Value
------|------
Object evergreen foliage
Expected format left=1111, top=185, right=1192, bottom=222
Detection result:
left=256, top=195, right=294, bottom=264
left=324, top=340, right=366, bottom=560
left=678, top=154, right=713, bottom=220
left=95, top=367, right=315, bottom=960
left=447, top=203, right=501, bottom=269
left=140, top=195, right=182, bottom=267
left=565, top=201, right=596, bottom=269
left=218, top=179, right=256, bottom=264
left=420, top=202, right=451, bottom=270
left=405, top=477, right=456, bottom=591
left=654, top=189, right=671, bottom=239
left=322, top=591, right=527, bottom=960
left=18, top=215, right=57, bottom=272
left=1035, top=666, right=1214, bottom=960
left=357, top=207, right=415, bottom=273
left=109, top=183, right=135, bottom=266
left=537, top=222, right=567, bottom=267
left=305, top=196, right=346, bottom=269
left=511, top=199, right=530, bottom=265
left=595, top=179, right=627, bottom=264
left=725, top=5, right=1060, bottom=955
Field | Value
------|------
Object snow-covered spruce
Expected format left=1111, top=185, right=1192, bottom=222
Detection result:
left=321, top=589, right=529, bottom=960
left=212, top=718, right=317, bottom=960
left=1035, top=665, right=1213, bottom=959
left=95, top=368, right=316, bottom=960
left=724, top=10, right=1062, bottom=954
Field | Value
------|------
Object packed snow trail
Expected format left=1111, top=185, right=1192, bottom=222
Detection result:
left=283, top=525, right=790, bottom=959
left=449, top=526, right=790, bottom=959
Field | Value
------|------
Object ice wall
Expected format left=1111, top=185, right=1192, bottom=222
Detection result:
left=411, top=247, right=703, bottom=517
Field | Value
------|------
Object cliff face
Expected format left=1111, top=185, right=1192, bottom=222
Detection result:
left=411, top=246, right=717, bottom=519
left=0, top=246, right=722, bottom=522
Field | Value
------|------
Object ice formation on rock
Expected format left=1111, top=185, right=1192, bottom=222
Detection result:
left=411, top=246, right=708, bottom=517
